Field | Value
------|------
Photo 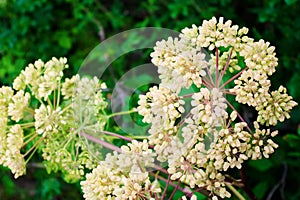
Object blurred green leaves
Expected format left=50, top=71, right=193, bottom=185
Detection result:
left=55, top=31, right=72, bottom=50
left=253, top=181, right=269, bottom=200
left=285, top=0, right=299, bottom=5
left=1, top=169, right=16, bottom=197
left=37, top=178, right=61, bottom=200
left=248, top=159, right=274, bottom=172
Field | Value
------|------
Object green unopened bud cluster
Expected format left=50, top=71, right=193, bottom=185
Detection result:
left=0, top=57, right=108, bottom=182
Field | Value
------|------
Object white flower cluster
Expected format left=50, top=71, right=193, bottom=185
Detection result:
left=34, top=104, right=63, bottom=136
left=137, top=86, right=187, bottom=163
left=256, top=86, right=298, bottom=126
left=0, top=57, right=108, bottom=182
left=0, top=87, right=26, bottom=178
left=81, top=140, right=161, bottom=200
left=8, top=90, right=30, bottom=122
left=136, top=16, right=298, bottom=199
left=13, top=57, right=68, bottom=100
left=197, top=17, right=249, bottom=50
left=208, top=122, right=251, bottom=171
left=151, top=36, right=207, bottom=93
left=233, top=69, right=271, bottom=107
left=232, top=70, right=297, bottom=126
left=138, top=86, right=185, bottom=126
left=241, top=39, right=278, bottom=76
left=191, top=88, right=228, bottom=127
left=248, top=122, right=279, bottom=159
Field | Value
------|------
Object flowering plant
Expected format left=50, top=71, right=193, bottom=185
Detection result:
left=0, top=17, right=298, bottom=199
left=0, top=57, right=108, bottom=182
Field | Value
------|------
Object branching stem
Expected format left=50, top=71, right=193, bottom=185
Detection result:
left=218, top=47, right=234, bottom=84
left=220, top=67, right=248, bottom=89
left=162, top=174, right=171, bottom=199
left=225, top=99, right=253, bottom=133
left=98, top=130, right=132, bottom=142
left=216, top=47, right=219, bottom=86
left=80, top=132, right=122, bottom=153
left=107, top=109, right=137, bottom=118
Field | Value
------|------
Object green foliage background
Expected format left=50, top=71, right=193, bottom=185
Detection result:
left=0, top=0, right=300, bottom=199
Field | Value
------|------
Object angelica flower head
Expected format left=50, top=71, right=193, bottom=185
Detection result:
left=137, top=16, right=298, bottom=198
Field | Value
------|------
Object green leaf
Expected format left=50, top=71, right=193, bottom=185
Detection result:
left=284, top=134, right=300, bottom=148
left=40, top=178, right=61, bottom=200
left=288, top=152, right=300, bottom=157
left=195, top=192, right=207, bottom=199
left=248, top=158, right=273, bottom=171
left=1, top=173, right=16, bottom=196
left=253, top=181, right=269, bottom=199
left=123, top=74, right=153, bottom=88
left=58, top=34, right=72, bottom=50
left=287, top=74, right=300, bottom=100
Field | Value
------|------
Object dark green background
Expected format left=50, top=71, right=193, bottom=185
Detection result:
left=0, top=0, right=300, bottom=199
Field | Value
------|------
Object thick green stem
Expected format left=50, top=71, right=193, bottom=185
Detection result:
left=225, top=182, right=246, bottom=200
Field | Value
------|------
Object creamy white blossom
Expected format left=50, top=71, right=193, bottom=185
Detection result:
left=137, top=16, right=297, bottom=199
left=8, top=90, right=30, bottom=122
left=81, top=140, right=161, bottom=200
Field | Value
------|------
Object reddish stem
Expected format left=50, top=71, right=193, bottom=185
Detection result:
left=205, top=65, right=215, bottom=87
left=223, top=91, right=236, bottom=96
left=218, top=47, right=234, bottom=85
left=168, top=180, right=181, bottom=200
left=153, top=164, right=169, bottom=175
left=216, top=47, right=219, bottom=86
left=181, top=93, right=194, bottom=99
left=203, top=78, right=214, bottom=89
left=220, top=67, right=248, bottom=89
left=225, top=99, right=253, bottom=133
left=162, top=174, right=171, bottom=199
left=98, top=130, right=132, bottom=142
left=80, top=132, right=122, bottom=153
left=149, top=172, right=193, bottom=197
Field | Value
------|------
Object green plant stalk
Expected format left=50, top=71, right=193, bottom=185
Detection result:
left=225, top=182, right=246, bottom=200
left=107, top=109, right=137, bottom=118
